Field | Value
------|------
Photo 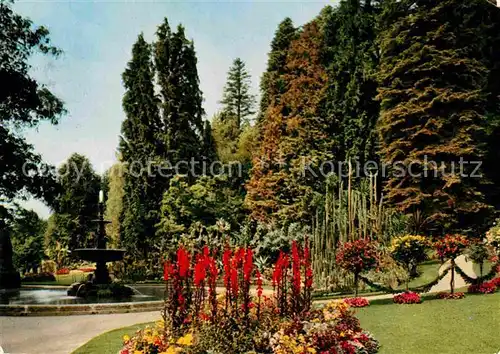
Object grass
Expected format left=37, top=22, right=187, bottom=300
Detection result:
left=73, top=291, right=500, bottom=354
left=72, top=322, right=153, bottom=354
left=401, top=259, right=441, bottom=289
left=356, top=292, right=500, bottom=354
left=22, top=271, right=88, bottom=286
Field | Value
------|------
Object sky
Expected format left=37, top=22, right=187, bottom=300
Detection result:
left=15, top=0, right=332, bottom=218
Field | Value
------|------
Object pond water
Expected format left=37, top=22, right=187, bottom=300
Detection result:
left=0, top=288, right=160, bottom=305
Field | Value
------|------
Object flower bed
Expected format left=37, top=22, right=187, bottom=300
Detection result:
left=79, top=267, right=96, bottom=273
left=120, top=299, right=379, bottom=354
left=120, top=242, right=379, bottom=354
left=468, top=281, right=497, bottom=294
left=393, top=291, right=421, bottom=304
left=344, top=297, right=370, bottom=307
left=437, top=292, right=465, bottom=300
left=56, top=268, right=70, bottom=275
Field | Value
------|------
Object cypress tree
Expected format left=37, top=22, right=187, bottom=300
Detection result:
left=257, top=18, right=297, bottom=124
left=155, top=20, right=204, bottom=176
left=246, top=21, right=332, bottom=223
left=377, top=0, right=495, bottom=235
left=119, top=34, right=162, bottom=257
left=323, top=0, right=381, bottom=165
left=220, top=58, right=256, bottom=129
left=201, top=120, right=218, bottom=166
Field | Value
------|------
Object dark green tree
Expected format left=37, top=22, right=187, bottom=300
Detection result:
left=201, top=120, right=218, bottom=165
left=0, top=1, right=65, bottom=288
left=258, top=18, right=297, bottom=124
left=377, top=0, right=495, bottom=235
left=11, top=207, right=47, bottom=274
left=323, top=0, right=381, bottom=165
left=220, top=58, right=256, bottom=129
left=155, top=20, right=204, bottom=174
left=119, top=34, right=162, bottom=257
left=47, top=153, right=101, bottom=250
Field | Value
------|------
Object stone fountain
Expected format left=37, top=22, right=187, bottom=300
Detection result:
left=67, top=190, right=129, bottom=297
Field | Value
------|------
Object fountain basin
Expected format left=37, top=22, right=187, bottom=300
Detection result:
left=71, top=248, right=125, bottom=262
left=0, top=286, right=163, bottom=316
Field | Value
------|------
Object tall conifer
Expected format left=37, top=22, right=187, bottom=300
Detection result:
left=377, top=0, right=494, bottom=234
left=119, top=34, right=162, bottom=256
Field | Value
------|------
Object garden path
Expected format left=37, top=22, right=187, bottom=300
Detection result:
left=0, top=311, right=159, bottom=354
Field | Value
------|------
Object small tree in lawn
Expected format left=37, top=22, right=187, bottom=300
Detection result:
left=336, top=239, right=380, bottom=297
left=465, top=242, right=490, bottom=278
left=390, top=235, right=429, bottom=290
left=434, top=234, right=469, bottom=294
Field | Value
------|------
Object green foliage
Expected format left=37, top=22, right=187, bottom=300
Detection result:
left=377, top=0, right=495, bottom=235
left=220, top=58, right=256, bottom=128
left=10, top=207, right=47, bottom=273
left=157, top=175, right=245, bottom=251
left=155, top=20, right=204, bottom=167
left=120, top=33, right=163, bottom=258
left=323, top=0, right=381, bottom=164
left=257, top=17, right=297, bottom=124
left=0, top=1, right=64, bottom=209
left=46, top=153, right=101, bottom=251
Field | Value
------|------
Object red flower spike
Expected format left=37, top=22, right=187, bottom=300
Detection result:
left=243, top=249, right=254, bottom=282
left=177, top=246, right=191, bottom=278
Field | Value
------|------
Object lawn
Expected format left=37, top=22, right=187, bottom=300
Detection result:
left=22, top=272, right=88, bottom=286
left=72, top=322, right=153, bottom=354
left=73, top=293, right=500, bottom=354
left=356, top=292, right=500, bottom=354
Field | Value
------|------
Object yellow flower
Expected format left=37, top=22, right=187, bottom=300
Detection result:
left=134, top=351, right=143, bottom=354
left=123, top=334, right=130, bottom=342
left=176, top=333, right=193, bottom=346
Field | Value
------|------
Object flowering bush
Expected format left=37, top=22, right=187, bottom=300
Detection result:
left=121, top=243, right=379, bottom=354
left=435, top=234, right=469, bottom=294
left=468, top=281, right=497, bottom=294
left=437, top=292, right=465, bottom=300
left=336, top=239, right=380, bottom=296
left=393, top=291, right=422, bottom=304
left=55, top=268, right=70, bottom=275
left=344, top=297, right=370, bottom=308
left=390, top=235, right=429, bottom=289
left=435, top=234, right=469, bottom=260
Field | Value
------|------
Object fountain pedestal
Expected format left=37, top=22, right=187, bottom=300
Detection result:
left=68, top=191, right=129, bottom=298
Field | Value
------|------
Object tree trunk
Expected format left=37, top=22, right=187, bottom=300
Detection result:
left=354, top=272, right=359, bottom=297
left=450, top=259, right=455, bottom=294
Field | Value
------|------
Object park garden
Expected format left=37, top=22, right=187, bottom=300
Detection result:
left=1, top=0, right=500, bottom=353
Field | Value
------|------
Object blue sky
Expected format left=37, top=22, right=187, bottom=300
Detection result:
left=15, top=0, right=332, bottom=217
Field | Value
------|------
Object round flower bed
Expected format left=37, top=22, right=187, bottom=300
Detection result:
left=344, top=297, right=370, bottom=308
left=468, top=281, right=497, bottom=294
left=393, top=291, right=422, bottom=304
left=437, top=292, right=465, bottom=300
